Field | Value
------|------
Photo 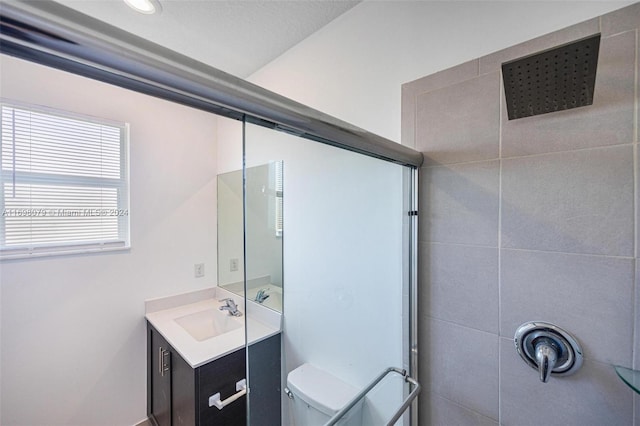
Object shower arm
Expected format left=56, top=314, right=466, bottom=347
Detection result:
left=324, top=367, right=421, bottom=426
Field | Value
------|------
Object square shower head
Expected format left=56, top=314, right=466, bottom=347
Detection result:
left=502, top=34, right=601, bottom=120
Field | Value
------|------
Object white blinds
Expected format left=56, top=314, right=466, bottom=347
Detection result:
left=0, top=102, right=129, bottom=258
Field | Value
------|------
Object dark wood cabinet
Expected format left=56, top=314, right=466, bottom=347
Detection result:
left=147, top=322, right=281, bottom=426
left=149, top=327, right=172, bottom=426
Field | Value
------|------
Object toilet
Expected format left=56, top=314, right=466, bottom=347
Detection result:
left=286, top=363, right=364, bottom=426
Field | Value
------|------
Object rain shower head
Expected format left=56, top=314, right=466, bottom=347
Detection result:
left=502, top=34, right=601, bottom=120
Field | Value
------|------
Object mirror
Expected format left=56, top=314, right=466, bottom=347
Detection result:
left=217, top=161, right=283, bottom=312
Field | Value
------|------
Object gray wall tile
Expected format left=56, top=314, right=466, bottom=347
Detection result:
left=419, top=242, right=498, bottom=333
left=500, top=337, right=633, bottom=426
left=403, top=59, right=478, bottom=97
left=601, top=2, right=640, bottom=36
left=416, top=73, right=500, bottom=166
left=420, top=319, right=499, bottom=419
left=421, top=392, right=498, bottom=426
left=419, top=160, right=499, bottom=246
left=409, top=7, right=638, bottom=425
left=403, top=60, right=479, bottom=149
left=501, top=249, right=634, bottom=366
left=501, top=145, right=634, bottom=257
left=401, top=86, right=416, bottom=148
left=501, top=31, right=636, bottom=157
left=479, top=18, right=600, bottom=74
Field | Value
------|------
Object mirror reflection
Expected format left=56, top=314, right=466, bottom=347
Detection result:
left=217, top=161, right=283, bottom=312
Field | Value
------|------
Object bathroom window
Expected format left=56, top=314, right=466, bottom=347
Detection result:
left=0, top=101, right=130, bottom=259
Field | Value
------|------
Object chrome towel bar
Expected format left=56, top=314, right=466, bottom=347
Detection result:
left=209, top=379, right=247, bottom=410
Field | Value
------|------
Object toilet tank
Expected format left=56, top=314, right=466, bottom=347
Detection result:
left=286, top=363, right=364, bottom=426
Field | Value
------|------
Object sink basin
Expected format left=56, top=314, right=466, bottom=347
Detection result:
left=174, top=308, right=243, bottom=342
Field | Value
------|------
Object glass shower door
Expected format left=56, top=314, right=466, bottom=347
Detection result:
left=242, top=119, right=415, bottom=426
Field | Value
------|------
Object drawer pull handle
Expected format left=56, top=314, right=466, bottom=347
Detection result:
left=209, top=379, right=247, bottom=410
left=158, top=347, right=170, bottom=376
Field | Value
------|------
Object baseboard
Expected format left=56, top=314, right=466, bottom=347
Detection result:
left=133, top=418, right=152, bottom=426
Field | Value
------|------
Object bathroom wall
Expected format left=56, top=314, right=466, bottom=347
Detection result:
left=0, top=55, right=219, bottom=425
left=402, top=4, right=639, bottom=424
left=249, top=1, right=632, bottom=143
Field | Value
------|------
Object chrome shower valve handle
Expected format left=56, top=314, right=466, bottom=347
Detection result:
left=514, top=321, right=583, bottom=383
left=534, top=338, right=558, bottom=383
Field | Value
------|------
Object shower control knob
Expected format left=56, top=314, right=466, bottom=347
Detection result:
left=514, top=322, right=583, bottom=383
left=534, top=338, right=558, bottom=383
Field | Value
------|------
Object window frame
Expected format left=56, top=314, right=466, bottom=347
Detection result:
left=0, top=99, right=130, bottom=259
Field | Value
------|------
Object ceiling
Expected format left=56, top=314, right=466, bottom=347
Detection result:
left=53, top=0, right=361, bottom=78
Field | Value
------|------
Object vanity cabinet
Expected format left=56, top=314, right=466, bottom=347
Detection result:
left=147, top=322, right=281, bottom=426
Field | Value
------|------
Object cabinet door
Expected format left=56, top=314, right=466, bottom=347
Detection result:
left=148, top=325, right=172, bottom=426
left=198, top=348, right=247, bottom=426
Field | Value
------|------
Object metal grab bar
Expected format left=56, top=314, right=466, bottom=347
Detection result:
left=324, top=367, right=421, bottom=426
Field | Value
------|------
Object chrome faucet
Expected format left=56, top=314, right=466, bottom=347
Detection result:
left=254, top=288, right=270, bottom=304
left=219, top=298, right=242, bottom=317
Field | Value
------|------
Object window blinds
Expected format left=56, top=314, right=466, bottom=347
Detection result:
left=0, top=102, right=129, bottom=258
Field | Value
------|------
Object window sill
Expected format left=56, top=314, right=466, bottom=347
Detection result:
left=1, top=242, right=130, bottom=260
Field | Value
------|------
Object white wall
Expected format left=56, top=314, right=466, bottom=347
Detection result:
left=248, top=0, right=633, bottom=143
left=0, top=55, right=218, bottom=426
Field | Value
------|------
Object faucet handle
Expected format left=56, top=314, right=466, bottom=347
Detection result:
left=535, top=339, right=558, bottom=383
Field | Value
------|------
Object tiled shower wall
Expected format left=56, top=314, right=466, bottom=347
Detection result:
left=402, top=3, right=640, bottom=425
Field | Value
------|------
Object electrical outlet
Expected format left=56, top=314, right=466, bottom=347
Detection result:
left=194, top=263, right=205, bottom=278
left=230, top=258, right=239, bottom=272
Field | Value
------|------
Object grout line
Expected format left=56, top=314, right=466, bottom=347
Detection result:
left=427, top=316, right=499, bottom=338
left=500, top=246, right=635, bottom=261
left=631, top=31, right=637, bottom=411
left=634, top=22, right=638, bottom=405
left=634, top=28, right=639, bottom=426
left=635, top=29, right=639, bottom=146
left=635, top=143, right=638, bottom=261
left=420, top=241, right=635, bottom=261
left=603, top=28, right=639, bottom=39
left=497, top=69, right=504, bottom=426
left=420, top=241, right=498, bottom=250
left=421, top=143, right=635, bottom=169
left=632, top=257, right=637, bottom=379
left=413, top=93, right=418, bottom=150
left=421, top=157, right=500, bottom=169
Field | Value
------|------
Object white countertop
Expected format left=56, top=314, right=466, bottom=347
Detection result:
left=145, top=286, right=281, bottom=368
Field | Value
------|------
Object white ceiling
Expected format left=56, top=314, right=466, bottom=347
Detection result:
left=53, top=0, right=361, bottom=78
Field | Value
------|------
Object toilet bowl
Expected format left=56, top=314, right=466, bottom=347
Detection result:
left=286, top=363, right=364, bottom=426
